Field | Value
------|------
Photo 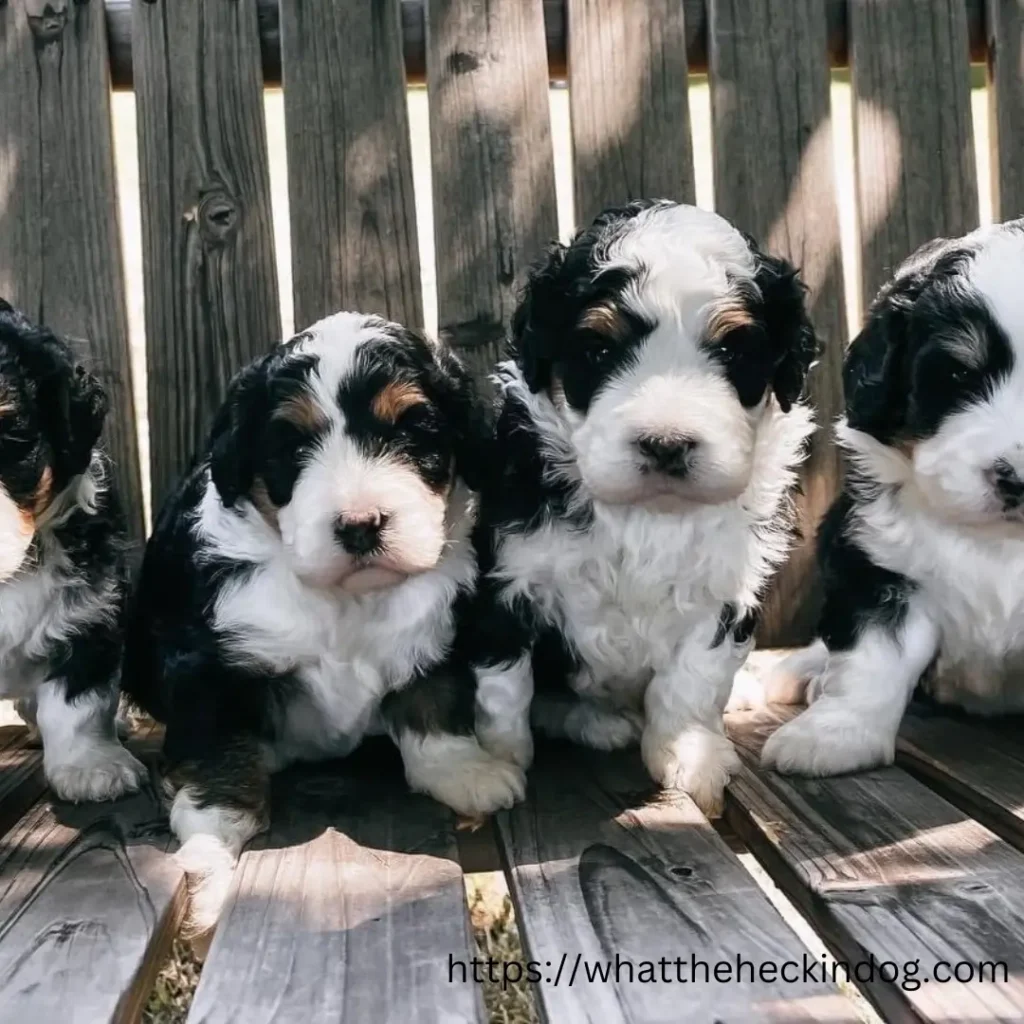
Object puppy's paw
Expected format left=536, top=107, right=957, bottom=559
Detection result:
left=478, top=724, right=534, bottom=770
left=724, top=665, right=769, bottom=713
left=642, top=726, right=740, bottom=818
left=760, top=703, right=894, bottom=777
left=45, top=740, right=146, bottom=803
left=564, top=703, right=643, bottom=750
left=401, top=734, right=526, bottom=817
left=176, top=834, right=239, bottom=952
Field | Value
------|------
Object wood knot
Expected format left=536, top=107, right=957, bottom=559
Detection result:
left=447, top=50, right=481, bottom=75
left=197, top=190, right=240, bottom=244
left=27, top=3, right=67, bottom=43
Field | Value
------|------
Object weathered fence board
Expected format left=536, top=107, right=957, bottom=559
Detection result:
left=727, top=708, right=1024, bottom=1023
left=709, top=0, right=846, bottom=647
left=133, top=0, right=282, bottom=512
left=280, top=0, right=422, bottom=332
left=497, top=746, right=852, bottom=1023
left=188, top=752, right=483, bottom=1024
left=0, top=0, right=144, bottom=552
left=986, top=0, right=1024, bottom=220
left=850, top=0, right=978, bottom=308
left=0, top=763, right=185, bottom=1023
left=426, top=0, right=558, bottom=380
left=567, top=0, right=695, bottom=226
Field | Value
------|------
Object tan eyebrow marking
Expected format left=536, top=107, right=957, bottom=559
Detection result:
left=577, top=301, right=634, bottom=343
left=273, top=392, right=329, bottom=433
left=704, top=296, right=756, bottom=344
left=371, top=381, right=426, bottom=424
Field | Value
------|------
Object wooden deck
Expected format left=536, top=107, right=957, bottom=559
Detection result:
left=1, top=689, right=1024, bottom=1023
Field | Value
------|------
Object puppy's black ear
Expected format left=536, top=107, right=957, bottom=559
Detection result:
left=430, top=341, right=492, bottom=493
left=754, top=254, right=819, bottom=412
left=209, top=361, right=267, bottom=507
left=511, top=241, right=568, bottom=393
left=27, top=337, right=108, bottom=481
left=843, top=303, right=910, bottom=443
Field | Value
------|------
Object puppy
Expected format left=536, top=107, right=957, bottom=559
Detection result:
left=121, top=312, right=525, bottom=901
left=0, top=300, right=144, bottom=801
left=466, top=201, right=819, bottom=816
left=763, top=221, right=1024, bottom=776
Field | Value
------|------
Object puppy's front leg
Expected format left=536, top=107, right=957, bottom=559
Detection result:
left=36, top=678, right=146, bottom=803
left=641, top=608, right=753, bottom=817
left=762, top=605, right=939, bottom=776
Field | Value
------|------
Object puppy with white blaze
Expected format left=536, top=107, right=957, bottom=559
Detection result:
left=0, top=300, right=144, bottom=802
left=762, top=221, right=1024, bottom=777
left=466, top=200, right=819, bottom=816
left=122, top=313, right=522, bottom=924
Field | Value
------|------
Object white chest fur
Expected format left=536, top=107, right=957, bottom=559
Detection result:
left=212, top=538, right=474, bottom=764
left=854, top=492, right=1024, bottom=711
left=497, top=501, right=761, bottom=699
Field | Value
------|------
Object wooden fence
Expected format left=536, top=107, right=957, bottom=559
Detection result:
left=0, top=0, right=1016, bottom=645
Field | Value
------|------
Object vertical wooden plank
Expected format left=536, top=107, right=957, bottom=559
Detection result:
left=0, top=0, right=144, bottom=551
left=987, top=0, right=1024, bottom=220
left=133, top=0, right=281, bottom=513
left=426, top=0, right=557, bottom=380
left=709, top=0, right=846, bottom=646
left=850, top=0, right=978, bottom=308
left=188, top=754, right=484, bottom=1023
left=567, top=0, right=695, bottom=226
left=280, top=0, right=422, bottom=331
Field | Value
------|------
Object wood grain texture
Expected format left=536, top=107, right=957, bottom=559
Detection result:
left=426, top=0, right=557, bottom=381
left=850, top=0, right=978, bottom=309
left=986, top=0, right=1024, bottom=220
left=0, top=752, right=185, bottom=1023
left=280, top=0, right=422, bottom=332
left=710, top=0, right=846, bottom=647
left=133, top=0, right=281, bottom=513
left=897, top=704, right=1024, bottom=850
left=497, top=745, right=852, bottom=1023
left=0, top=0, right=144, bottom=554
left=726, top=708, right=1024, bottom=1023
left=0, top=728, right=45, bottom=843
left=188, top=749, right=484, bottom=1024
left=567, top=0, right=695, bottom=226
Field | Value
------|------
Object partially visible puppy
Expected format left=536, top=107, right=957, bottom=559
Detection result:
left=0, top=300, right=143, bottom=801
left=122, top=312, right=523, bottom=930
left=465, top=200, right=819, bottom=816
left=763, top=221, right=1024, bottom=776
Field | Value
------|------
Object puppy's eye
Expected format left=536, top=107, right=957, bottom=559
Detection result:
left=396, top=401, right=438, bottom=432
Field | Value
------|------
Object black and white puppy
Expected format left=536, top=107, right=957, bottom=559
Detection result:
left=122, top=312, right=525, bottom=881
left=466, top=201, right=818, bottom=816
left=762, top=221, right=1024, bottom=776
left=0, top=300, right=143, bottom=801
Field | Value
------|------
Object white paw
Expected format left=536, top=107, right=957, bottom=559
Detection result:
left=176, top=834, right=239, bottom=946
left=45, top=741, right=146, bottom=803
left=641, top=726, right=740, bottom=818
left=565, top=704, right=643, bottom=750
left=478, top=724, right=534, bottom=770
left=402, top=734, right=526, bottom=816
left=760, top=703, right=894, bottom=777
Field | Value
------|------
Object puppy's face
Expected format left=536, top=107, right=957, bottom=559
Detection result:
left=0, top=302, right=107, bottom=580
left=844, top=224, right=1024, bottom=528
left=211, top=313, right=485, bottom=593
left=512, top=201, right=817, bottom=508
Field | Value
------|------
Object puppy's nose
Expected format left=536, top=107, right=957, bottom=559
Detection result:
left=991, top=460, right=1024, bottom=509
left=636, top=435, right=695, bottom=478
left=334, top=512, right=387, bottom=556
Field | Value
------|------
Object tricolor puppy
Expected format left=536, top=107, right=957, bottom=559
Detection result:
left=466, top=201, right=819, bottom=816
left=0, top=300, right=143, bottom=801
left=762, top=221, right=1024, bottom=776
left=122, top=313, right=524, bottom=893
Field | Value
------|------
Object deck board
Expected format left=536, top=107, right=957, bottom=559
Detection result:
left=0, top=733, right=184, bottom=1024
left=497, top=744, right=853, bottom=1023
left=727, top=707, right=1024, bottom=1023
left=188, top=744, right=484, bottom=1024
